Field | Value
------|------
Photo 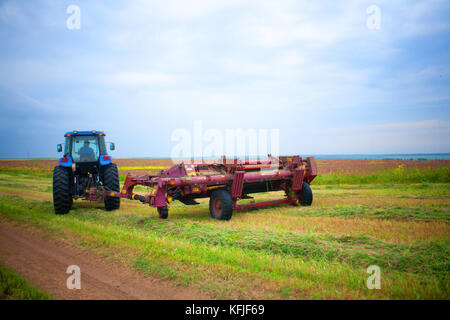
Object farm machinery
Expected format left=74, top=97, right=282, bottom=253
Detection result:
left=111, top=155, right=317, bottom=220
left=53, top=130, right=120, bottom=214
left=53, top=130, right=317, bottom=220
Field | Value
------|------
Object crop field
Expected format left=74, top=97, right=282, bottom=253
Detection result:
left=0, top=158, right=449, bottom=299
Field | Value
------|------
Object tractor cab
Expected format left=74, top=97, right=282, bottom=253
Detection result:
left=57, top=130, right=115, bottom=168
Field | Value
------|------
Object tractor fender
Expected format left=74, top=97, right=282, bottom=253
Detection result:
left=58, top=156, right=72, bottom=168
left=99, top=155, right=113, bottom=166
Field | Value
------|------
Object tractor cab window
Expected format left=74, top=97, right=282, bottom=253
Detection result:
left=98, top=135, right=108, bottom=155
left=72, top=136, right=100, bottom=162
left=64, top=136, right=72, bottom=156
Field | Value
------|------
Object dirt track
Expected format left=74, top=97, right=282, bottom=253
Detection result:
left=0, top=223, right=209, bottom=300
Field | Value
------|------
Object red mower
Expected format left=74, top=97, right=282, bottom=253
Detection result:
left=109, top=155, right=317, bottom=220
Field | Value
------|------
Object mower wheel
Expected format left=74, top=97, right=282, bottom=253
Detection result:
left=158, top=206, right=168, bottom=219
left=53, top=166, right=72, bottom=214
left=297, top=182, right=313, bottom=206
left=209, top=189, right=233, bottom=220
left=103, top=163, right=121, bottom=211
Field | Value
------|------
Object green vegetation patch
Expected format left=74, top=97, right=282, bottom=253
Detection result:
left=292, top=204, right=449, bottom=221
left=0, top=168, right=52, bottom=178
left=89, top=211, right=450, bottom=279
left=0, top=263, right=53, bottom=300
left=314, top=166, right=450, bottom=185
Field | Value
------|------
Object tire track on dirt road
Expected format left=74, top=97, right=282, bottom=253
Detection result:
left=0, top=223, right=210, bottom=300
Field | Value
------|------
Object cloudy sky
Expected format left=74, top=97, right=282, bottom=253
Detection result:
left=0, top=0, right=449, bottom=158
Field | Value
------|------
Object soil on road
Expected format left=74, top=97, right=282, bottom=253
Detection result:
left=0, top=222, right=210, bottom=300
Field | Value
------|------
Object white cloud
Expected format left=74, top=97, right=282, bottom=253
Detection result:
left=112, top=0, right=245, bottom=23
left=100, top=72, right=177, bottom=86
left=221, top=51, right=307, bottom=76
left=227, top=1, right=364, bottom=49
left=153, top=0, right=244, bottom=21
left=314, top=120, right=450, bottom=153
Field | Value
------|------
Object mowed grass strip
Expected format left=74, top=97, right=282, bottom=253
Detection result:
left=58, top=200, right=450, bottom=278
left=0, top=195, right=447, bottom=299
left=0, top=262, right=53, bottom=300
left=202, top=213, right=450, bottom=243
left=102, top=198, right=450, bottom=244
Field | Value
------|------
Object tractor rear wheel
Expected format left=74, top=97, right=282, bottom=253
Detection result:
left=53, top=166, right=72, bottom=214
left=103, top=163, right=121, bottom=211
left=296, top=182, right=313, bottom=206
left=209, top=189, right=233, bottom=220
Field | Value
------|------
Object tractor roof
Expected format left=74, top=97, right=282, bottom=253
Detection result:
left=64, top=130, right=105, bottom=137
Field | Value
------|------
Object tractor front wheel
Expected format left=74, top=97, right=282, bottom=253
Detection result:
left=209, top=189, right=233, bottom=220
left=103, top=163, right=121, bottom=211
left=53, top=166, right=72, bottom=214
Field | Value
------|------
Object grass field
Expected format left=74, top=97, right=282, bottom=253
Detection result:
left=0, top=159, right=448, bottom=299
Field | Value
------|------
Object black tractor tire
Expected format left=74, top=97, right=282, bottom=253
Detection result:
left=296, top=182, right=313, bottom=206
left=157, top=206, right=169, bottom=219
left=53, top=166, right=72, bottom=214
left=209, top=189, right=233, bottom=220
left=103, top=163, right=121, bottom=211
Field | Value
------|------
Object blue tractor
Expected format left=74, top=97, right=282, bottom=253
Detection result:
left=53, top=130, right=120, bottom=214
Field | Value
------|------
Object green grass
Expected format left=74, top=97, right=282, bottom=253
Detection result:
left=0, top=168, right=448, bottom=299
left=314, top=183, right=450, bottom=199
left=106, top=211, right=449, bottom=277
left=0, top=168, right=52, bottom=178
left=0, top=193, right=448, bottom=299
left=1, top=164, right=449, bottom=185
left=0, top=262, right=53, bottom=300
left=293, top=204, right=449, bottom=220
left=314, top=166, right=450, bottom=185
